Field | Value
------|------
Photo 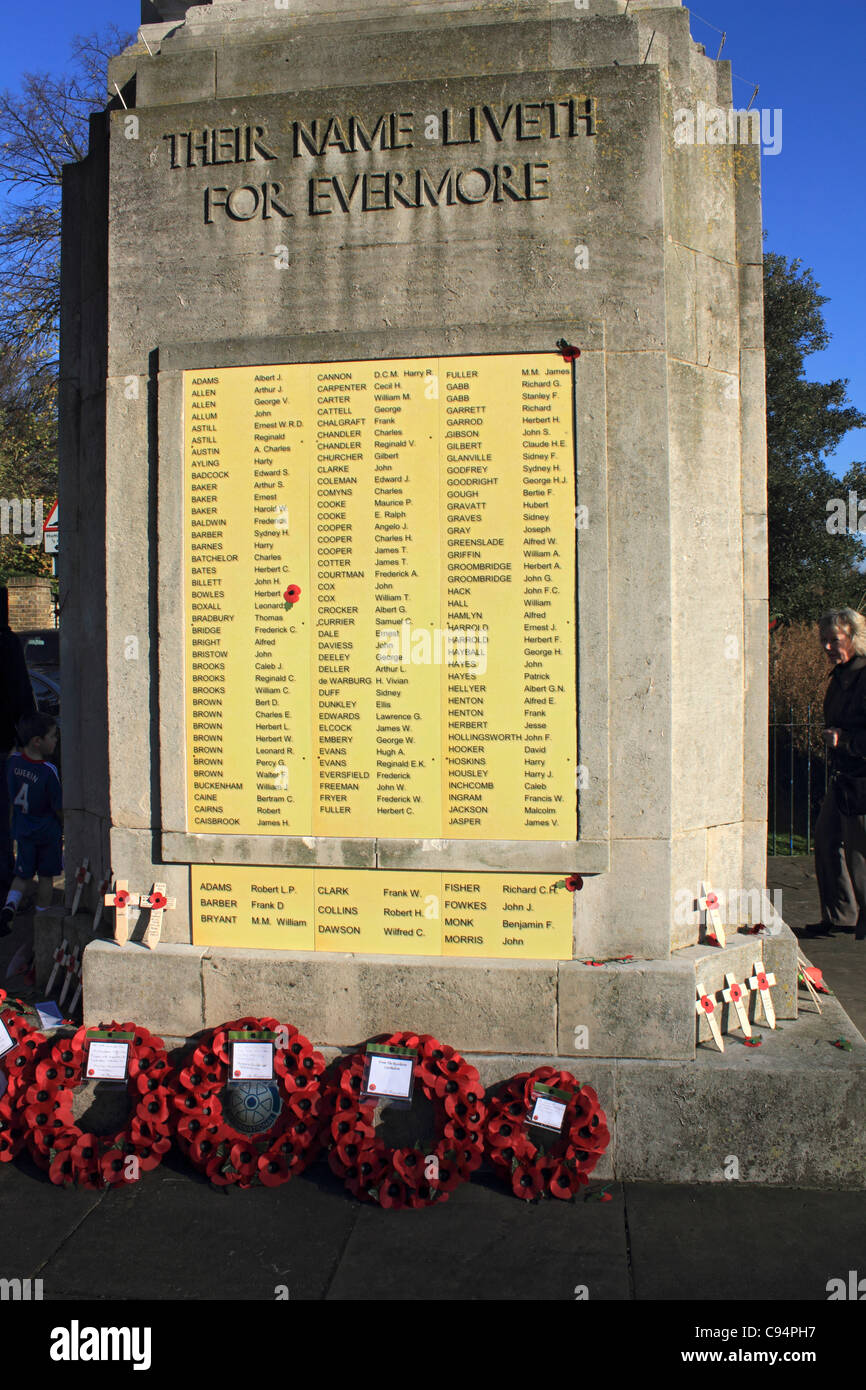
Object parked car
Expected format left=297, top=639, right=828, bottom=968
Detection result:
left=28, top=670, right=61, bottom=772
left=18, top=628, right=59, bottom=678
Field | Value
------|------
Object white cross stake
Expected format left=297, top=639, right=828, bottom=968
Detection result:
left=722, top=972, right=752, bottom=1038
left=142, top=883, right=176, bottom=950
left=696, top=981, right=724, bottom=1052
left=71, top=858, right=92, bottom=916
left=698, top=882, right=726, bottom=948
left=105, top=880, right=141, bottom=946
left=46, top=938, right=69, bottom=996
left=68, top=957, right=84, bottom=1016
left=93, top=873, right=112, bottom=933
left=747, top=959, right=777, bottom=1029
left=58, top=945, right=80, bottom=1009
left=797, top=952, right=823, bottom=1015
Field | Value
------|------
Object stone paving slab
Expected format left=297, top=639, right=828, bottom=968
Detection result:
left=626, top=1183, right=866, bottom=1302
left=325, top=1175, right=630, bottom=1302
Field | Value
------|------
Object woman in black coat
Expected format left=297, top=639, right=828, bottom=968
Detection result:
left=810, top=608, right=866, bottom=938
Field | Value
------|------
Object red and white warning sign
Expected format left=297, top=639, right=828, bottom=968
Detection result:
left=43, top=500, right=58, bottom=553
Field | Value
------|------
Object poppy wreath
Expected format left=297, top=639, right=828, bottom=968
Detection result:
left=320, top=1031, right=487, bottom=1210
left=171, top=1016, right=326, bottom=1188
left=20, top=1021, right=173, bottom=1188
left=485, top=1066, right=610, bottom=1201
left=0, top=990, right=47, bottom=1163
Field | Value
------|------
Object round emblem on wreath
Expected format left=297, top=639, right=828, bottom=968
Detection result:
left=224, top=1080, right=283, bottom=1136
left=172, top=1016, right=326, bottom=1188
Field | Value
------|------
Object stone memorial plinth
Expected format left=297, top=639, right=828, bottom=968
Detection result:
left=57, top=0, right=866, bottom=1183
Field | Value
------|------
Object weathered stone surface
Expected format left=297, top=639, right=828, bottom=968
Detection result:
left=201, top=950, right=558, bottom=1052
left=557, top=959, right=695, bottom=1060
left=83, top=939, right=206, bottom=1035
left=615, top=994, right=866, bottom=1187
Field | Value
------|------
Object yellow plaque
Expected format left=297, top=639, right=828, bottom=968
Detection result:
left=183, top=353, right=577, bottom=843
left=190, top=866, right=314, bottom=950
left=312, top=869, right=440, bottom=955
left=191, top=868, right=574, bottom=959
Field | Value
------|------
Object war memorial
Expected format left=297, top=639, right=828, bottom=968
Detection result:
left=51, top=0, right=866, bottom=1185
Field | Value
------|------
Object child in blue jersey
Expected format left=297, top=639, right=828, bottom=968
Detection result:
left=0, top=713, right=62, bottom=935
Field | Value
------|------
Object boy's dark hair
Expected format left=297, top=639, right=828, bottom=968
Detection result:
left=16, top=712, right=57, bottom=746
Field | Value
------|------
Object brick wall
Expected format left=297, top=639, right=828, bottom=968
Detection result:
left=6, top=576, right=56, bottom=630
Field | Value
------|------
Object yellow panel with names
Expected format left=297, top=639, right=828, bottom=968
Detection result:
left=182, top=352, right=578, bottom=845
left=190, top=866, right=314, bottom=950
left=191, top=868, right=574, bottom=959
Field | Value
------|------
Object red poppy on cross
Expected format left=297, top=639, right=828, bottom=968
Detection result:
left=747, top=960, right=777, bottom=1029
left=722, top=973, right=752, bottom=1038
left=695, top=982, right=724, bottom=1052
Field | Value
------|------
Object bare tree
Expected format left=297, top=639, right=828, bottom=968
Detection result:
left=0, top=26, right=132, bottom=371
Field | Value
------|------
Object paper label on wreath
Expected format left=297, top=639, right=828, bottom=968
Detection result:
left=0, top=1016, right=14, bottom=1059
left=528, top=1084, right=570, bottom=1133
left=35, top=1001, right=63, bottom=1030
left=85, top=1035, right=132, bottom=1081
left=362, top=1044, right=416, bottom=1102
left=229, top=1040, right=274, bottom=1082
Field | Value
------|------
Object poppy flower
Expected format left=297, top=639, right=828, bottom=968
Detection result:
left=565, top=875, right=583, bottom=892
left=141, top=1093, right=171, bottom=1127
left=146, top=892, right=167, bottom=912
left=377, top=1178, right=408, bottom=1210
left=443, top=1091, right=486, bottom=1123
left=136, top=1137, right=170, bottom=1172
left=487, top=1114, right=522, bottom=1148
left=68, top=1137, right=100, bottom=1182
left=113, top=891, right=130, bottom=910
left=99, top=1149, right=129, bottom=1185
left=190, top=1135, right=218, bottom=1166
left=428, top=1160, right=463, bottom=1194
left=548, top=1163, right=583, bottom=1199
left=48, top=1150, right=77, bottom=1186
left=24, top=1100, right=67, bottom=1132
left=287, top=1090, right=322, bottom=1121
left=204, top=1154, right=234, bottom=1187
left=512, top=1165, right=545, bottom=1200
left=392, top=1147, right=426, bottom=1185
left=229, top=1142, right=259, bottom=1179
left=283, top=584, right=301, bottom=605
left=455, top=1145, right=485, bottom=1175
left=258, top=1153, right=290, bottom=1186
left=176, top=1114, right=209, bottom=1147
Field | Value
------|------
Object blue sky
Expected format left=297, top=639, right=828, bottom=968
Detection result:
left=0, top=0, right=863, bottom=473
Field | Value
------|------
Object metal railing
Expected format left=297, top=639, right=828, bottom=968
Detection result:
left=769, top=704, right=829, bottom=856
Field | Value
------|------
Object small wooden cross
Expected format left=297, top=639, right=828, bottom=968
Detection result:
left=105, top=880, right=142, bottom=946
left=747, top=959, right=777, bottom=1029
left=58, top=945, right=80, bottom=1009
left=70, top=858, right=92, bottom=916
left=92, top=872, right=112, bottom=933
left=45, top=938, right=69, bottom=996
left=696, top=981, right=724, bottom=1052
left=722, top=972, right=752, bottom=1037
left=141, top=883, right=176, bottom=950
left=698, top=882, right=726, bottom=948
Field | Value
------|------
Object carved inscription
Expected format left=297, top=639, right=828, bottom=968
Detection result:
left=159, top=97, right=597, bottom=223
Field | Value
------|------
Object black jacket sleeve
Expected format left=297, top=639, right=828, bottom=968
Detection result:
left=0, top=627, right=37, bottom=749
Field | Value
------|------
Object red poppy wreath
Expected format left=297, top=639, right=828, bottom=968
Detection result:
left=321, top=1031, right=487, bottom=1210
left=0, top=990, right=47, bottom=1163
left=171, top=1016, right=326, bottom=1188
left=485, top=1066, right=610, bottom=1201
left=20, top=1021, right=173, bottom=1188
